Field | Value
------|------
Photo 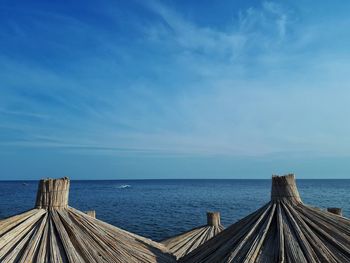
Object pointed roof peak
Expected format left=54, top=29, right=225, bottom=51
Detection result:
left=271, top=174, right=302, bottom=203
left=35, top=177, right=70, bottom=209
left=206, top=211, right=221, bottom=227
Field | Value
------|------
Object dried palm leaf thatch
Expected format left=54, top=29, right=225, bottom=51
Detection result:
left=161, top=211, right=224, bottom=259
left=181, top=174, right=350, bottom=263
left=0, top=177, right=175, bottom=263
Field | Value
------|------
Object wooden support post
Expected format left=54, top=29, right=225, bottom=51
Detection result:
left=35, top=177, right=70, bottom=209
left=271, top=174, right=302, bottom=203
left=327, top=207, right=342, bottom=216
left=207, top=211, right=220, bottom=227
left=85, top=210, right=96, bottom=218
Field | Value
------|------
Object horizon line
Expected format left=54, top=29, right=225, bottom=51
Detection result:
left=2, top=177, right=350, bottom=181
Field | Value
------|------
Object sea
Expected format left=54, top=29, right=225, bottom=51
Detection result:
left=0, top=179, right=349, bottom=241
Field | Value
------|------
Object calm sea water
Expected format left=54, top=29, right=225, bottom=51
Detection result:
left=0, top=179, right=349, bottom=241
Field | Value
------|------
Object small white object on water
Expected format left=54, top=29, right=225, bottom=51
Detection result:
left=118, top=184, right=131, bottom=189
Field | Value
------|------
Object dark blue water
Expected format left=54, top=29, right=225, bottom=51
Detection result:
left=0, top=180, right=349, bottom=241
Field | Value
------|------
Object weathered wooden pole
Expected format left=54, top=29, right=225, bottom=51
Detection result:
left=35, top=177, right=70, bottom=209
left=207, top=211, right=220, bottom=227
left=85, top=210, right=96, bottom=218
left=271, top=174, right=302, bottom=203
left=327, top=207, right=342, bottom=216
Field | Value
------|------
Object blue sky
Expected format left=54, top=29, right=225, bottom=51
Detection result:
left=1, top=0, right=350, bottom=179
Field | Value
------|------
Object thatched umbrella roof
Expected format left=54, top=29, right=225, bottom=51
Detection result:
left=161, top=212, right=224, bottom=259
left=0, top=177, right=175, bottom=263
left=181, top=174, right=350, bottom=263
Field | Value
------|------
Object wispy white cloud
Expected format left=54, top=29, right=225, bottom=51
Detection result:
left=0, top=109, right=49, bottom=120
left=143, top=0, right=291, bottom=62
left=145, top=2, right=245, bottom=59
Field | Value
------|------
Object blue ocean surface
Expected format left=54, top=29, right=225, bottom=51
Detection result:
left=0, top=179, right=349, bottom=241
